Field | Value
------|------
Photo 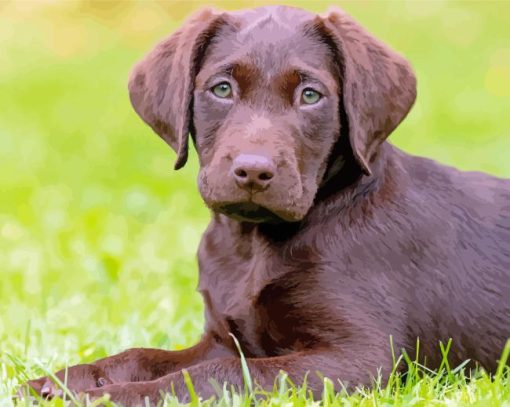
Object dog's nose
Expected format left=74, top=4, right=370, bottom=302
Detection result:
left=232, top=154, right=276, bottom=191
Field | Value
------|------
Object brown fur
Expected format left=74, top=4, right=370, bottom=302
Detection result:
left=24, top=5, right=510, bottom=405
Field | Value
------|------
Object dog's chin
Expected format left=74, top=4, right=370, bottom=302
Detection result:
left=215, top=202, right=300, bottom=224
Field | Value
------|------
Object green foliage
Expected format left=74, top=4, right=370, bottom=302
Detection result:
left=7, top=339, right=510, bottom=405
left=1, top=1, right=509, bottom=405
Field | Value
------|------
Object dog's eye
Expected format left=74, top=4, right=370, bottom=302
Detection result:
left=301, top=88, right=321, bottom=105
left=212, top=82, right=232, bottom=98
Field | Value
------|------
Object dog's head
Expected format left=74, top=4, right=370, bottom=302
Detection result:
left=129, top=6, right=416, bottom=223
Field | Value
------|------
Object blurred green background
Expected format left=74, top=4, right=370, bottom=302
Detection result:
left=1, top=0, right=509, bottom=397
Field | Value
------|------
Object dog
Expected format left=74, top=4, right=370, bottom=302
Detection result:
left=24, top=5, right=510, bottom=405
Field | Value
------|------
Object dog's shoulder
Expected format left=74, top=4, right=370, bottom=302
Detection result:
left=390, top=145, right=510, bottom=257
left=393, top=145, right=510, bottom=210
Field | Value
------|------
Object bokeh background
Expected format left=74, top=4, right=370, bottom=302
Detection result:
left=1, top=0, right=509, bottom=398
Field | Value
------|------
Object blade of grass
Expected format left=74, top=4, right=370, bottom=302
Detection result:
left=229, top=333, right=253, bottom=395
left=495, top=338, right=510, bottom=385
left=439, top=339, right=454, bottom=384
left=182, top=369, right=199, bottom=406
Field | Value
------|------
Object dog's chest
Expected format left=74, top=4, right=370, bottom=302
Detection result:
left=199, top=247, right=274, bottom=354
left=197, top=229, right=324, bottom=357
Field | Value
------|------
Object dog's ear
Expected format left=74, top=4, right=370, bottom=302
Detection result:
left=319, top=8, right=417, bottom=175
left=128, top=9, right=225, bottom=169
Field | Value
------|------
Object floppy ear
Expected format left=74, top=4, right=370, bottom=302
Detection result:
left=320, top=8, right=417, bottom=175
left=128, top=9, right=226, bottom=170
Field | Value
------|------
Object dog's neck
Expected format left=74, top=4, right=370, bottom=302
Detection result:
left=316, top=140, right=391, bottom=206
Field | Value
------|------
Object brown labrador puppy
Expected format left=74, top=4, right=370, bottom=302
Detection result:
left=25, top=5, right=510, bottom=405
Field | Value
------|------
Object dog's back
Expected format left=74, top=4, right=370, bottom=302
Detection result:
left=393, top=146, right=510, bottom=369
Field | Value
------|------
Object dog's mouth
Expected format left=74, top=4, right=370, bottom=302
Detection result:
left=218, top=202, right=285, bottom=223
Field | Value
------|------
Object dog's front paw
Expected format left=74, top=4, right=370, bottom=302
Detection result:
left=19, top=363, right=112, bottom=400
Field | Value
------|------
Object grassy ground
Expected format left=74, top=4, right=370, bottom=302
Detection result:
left=1, top=1, right=509, bottom=405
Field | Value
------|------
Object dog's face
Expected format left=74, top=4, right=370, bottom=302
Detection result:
left=128, top=6, right=417, bottom=223
left=193, top=16, right=340, bottom=222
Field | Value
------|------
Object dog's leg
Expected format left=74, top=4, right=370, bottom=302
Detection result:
left=22, top=332, right=233, bottom=399
left=85, top=345, right=393, bottom=405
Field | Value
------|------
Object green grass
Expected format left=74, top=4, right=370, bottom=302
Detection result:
left=1, top=1, right=509, bottom=405
left=7, top=339, right=510, bottom=406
